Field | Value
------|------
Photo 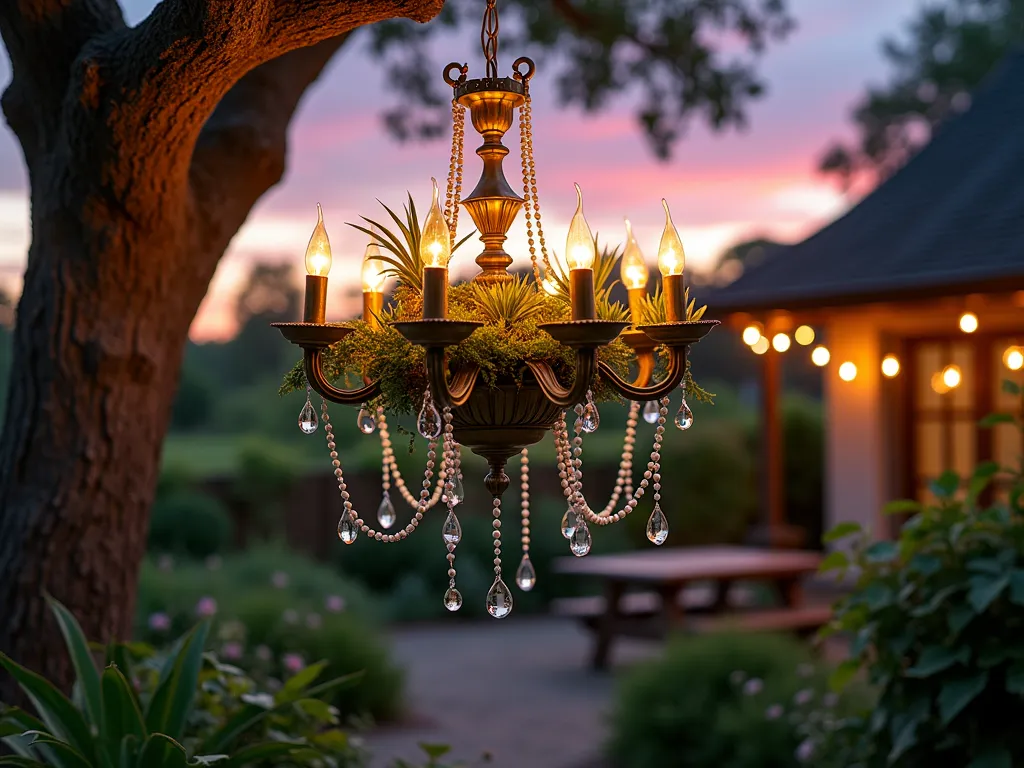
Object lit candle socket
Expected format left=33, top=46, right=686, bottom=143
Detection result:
left=421, top=178, right=452, bottom=320
left=303, top=203, right=332, bottom=324
left=620, top=218, right=649, bottom=326
left=361, top=225, right=386, bottom=331
left=566, top=183, right=597, bottom=321
left=656, top=199, right=685, bottom=322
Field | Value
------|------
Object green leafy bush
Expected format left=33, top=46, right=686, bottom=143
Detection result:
left=0, top=597, right=364, bottom=767
left=148, top=490, right=234, bottom=559
left=608, top=632, right=840, bottom=768
left=135, top=547, right=400, bottom=721
left=820, top=380, right=1024, bottom=767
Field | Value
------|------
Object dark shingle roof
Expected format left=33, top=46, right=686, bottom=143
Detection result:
left=710, top=49, right=1024, bottom=314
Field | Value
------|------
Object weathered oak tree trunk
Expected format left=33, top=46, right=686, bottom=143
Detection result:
left=0, top=0, right=441, bottom=701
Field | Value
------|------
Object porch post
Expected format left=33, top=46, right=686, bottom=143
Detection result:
left=761, top=345, right=786, bottom=546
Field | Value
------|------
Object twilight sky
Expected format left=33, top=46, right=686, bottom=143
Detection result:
left=0, top=0, right=922, bottom=340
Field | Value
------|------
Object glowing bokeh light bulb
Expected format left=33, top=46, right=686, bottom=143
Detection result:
left=420, top=178, right=451, bottom=268
left=620, top=219, right=649, bottom=289
left=772, top=333, right=791, bottom=353
left=838, top=362, right=857, bottom=381
left=742, top=325, right=762, bottom=346
left=361, top=225, right=386, bottom=293
left=881, top=355, right=900, bottom=378
left=794, top=325, right=815, bottom=346
left=304, top=203, right=332, bottom=276
left=565, top=183, right=596, bottom=270
left=1004, top=346, right=1024, bottom=371
left=811, top=346, right=831, bottom=367
left=752, top=336, right=770, bottom=355
left=942, top=364, right=962, bottom=389
left=656, top=199, right=685, bottom=276
left=959, top=312, right=978, bottom=333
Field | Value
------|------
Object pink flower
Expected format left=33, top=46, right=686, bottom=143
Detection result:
left=282, top=653, right=305, bottom=674
left=221, top=642, right=243, bottom=661
left=794, top=689, right=814, bottom=706
left=148, top=612, right=171, bottom=632
left=795, top=740, right=815, bottom=763
left=742, top=678, right=763, bottom=696
left=765, top=704, right=784, bottom=721
left=195, top=597, right=218, bottom=617
left=271, top=571, right=290, bottom=589
left=325, top=595, right=346, bottom=613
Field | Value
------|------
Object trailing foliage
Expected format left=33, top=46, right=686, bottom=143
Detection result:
left=818, top=379, right=1024, bottom=767
left=0, top=596, right=363, bottom=767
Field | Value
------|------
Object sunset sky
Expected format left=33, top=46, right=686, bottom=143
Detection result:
left=0, top=0, right=922, bottom=340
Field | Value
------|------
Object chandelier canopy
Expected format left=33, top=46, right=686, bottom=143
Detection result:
left=274, top=0, right=718, bottom=618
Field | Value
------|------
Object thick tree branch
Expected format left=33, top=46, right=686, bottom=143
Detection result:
left=0, top=0, right=124, bottom=159
left=190, top=35, right=350, bottom=255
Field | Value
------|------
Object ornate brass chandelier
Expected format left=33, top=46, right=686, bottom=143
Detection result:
left=274, top=0, right=717, bottom=618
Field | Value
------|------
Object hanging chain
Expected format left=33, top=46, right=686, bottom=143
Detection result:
left=519, top=80, right=553, bottom=286
left=444, top=99, right=466, bottom=247
left=481, top=0, right=499, bottom=79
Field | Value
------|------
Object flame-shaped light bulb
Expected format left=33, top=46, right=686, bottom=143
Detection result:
left=657, top=199, right=685, bottom=277
left=420, top=178, right=451, bottom=269
left=361, top=224, right=386, bottom=293
left=620, top=218, right=649, bottom=290
left=304, top=203, right=332, bottom=276
left=565, top=183, right=596, bottom=271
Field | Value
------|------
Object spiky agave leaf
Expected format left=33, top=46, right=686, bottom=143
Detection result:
left=541, top=239, right=622, bottom=307
left=637, top=285, right=707, bottom=324
left=472, top=275, right=547, bottom=327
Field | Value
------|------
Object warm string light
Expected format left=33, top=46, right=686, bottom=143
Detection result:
left=942, top=364, right=962, bottom=389
left=742, top=324, right=762, bottom=346
left=1003, top=346, right=1024, bottom=371
left=752, top=336, right=770, bottom=355
left=838, top=362, right=857, bottom=382
left=794, top=325, right=815, bottom=346
left=881, top=355, right=901, bottom=378
left=811, top=346, right=830, bottom=367
left=772, top=333, right=791, bottom=353
left=959, top=312, right=979, bottom=333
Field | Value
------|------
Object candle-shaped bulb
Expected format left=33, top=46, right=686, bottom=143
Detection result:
left=361, top=225, right=386, bottom=293
left=565, top=183, right=596, bottom=271
left=420, top=178, right=451, bottom=269
left=620, top=218, right=649, bottom=290
left=304, top=203, right=332, bottom=276
left=656, top=199, right=685, bottom=276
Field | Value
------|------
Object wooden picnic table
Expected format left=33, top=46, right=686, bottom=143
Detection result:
left=553, top=545, right=828, bottom=669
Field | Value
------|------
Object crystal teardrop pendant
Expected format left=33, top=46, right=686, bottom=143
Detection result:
left=357, top=406, right=376, bottom=434
left=642, top=400, right=660, bottom=424
left=450, top=472, right=465, bottom=507
left=418, top=396, right=442, bottom=439
left=646, top=503, right=669, bottom=546
left=570, top=520, right=592, bottom=557
left=337, top=515, right=358, bottom=544
left=442, top=510, right=462, bottom=545
left=581, top=395, right=600, bottom=433
left=298, top=397, right=318, bottom=434
left=444, top=586, right=463, bottom=612
left=516, top=556, right=537, bottom=591
left=561, top=508, right=579, bottom=539
left=486, top=576, right=514, bottom=618
left=674, top=399, right=694, bottom=430
left=376, top=492, right=396, bottom=529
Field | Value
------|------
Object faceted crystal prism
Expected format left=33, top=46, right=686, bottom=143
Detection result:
left=337, top=515, right=358, bottom=544
left=581, top=399, right=600, bottom=433
left=298, top=398, right=318, bottom=434
left=570, top=521, right=592, bottom=557
left=561, top=508, right=579, bottom=539
left=356, top=407, right=376, bottom=434
left=646, top=503, right=669, bottom=545
left=444, top=587, right=463, bottom=612
left=486, top=577, right=514, bottom=618
left=417, top=397, right=442, bottom=439
left=516, top=556, right=537, bottom=591
left=642, top=400, right=660, bottom=425
left=674, top=399, right=694, bottom=431
left=377, top=493, right=396, bottom=529
left=450, top=473, right=465, bottom=507
left=442, top=511, right=463, bottom=545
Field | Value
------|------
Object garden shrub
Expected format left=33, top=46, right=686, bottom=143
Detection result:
left=608, top=632, right=844, bottom=768
left=231, top=435, right=299, bottom=539
left=147, top=489, right=233, bottom=559
left=818, top=379, right=1024, bottom=767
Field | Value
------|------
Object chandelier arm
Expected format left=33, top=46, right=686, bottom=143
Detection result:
left=632, top=349, right=657, bottom=388
left=525, top=350, right=596, bottom=408
left=425, top=348, right=481, bottom=409
left=304, top=349, right=381, bottom=405
left=598, top=347, right=685, bottom=401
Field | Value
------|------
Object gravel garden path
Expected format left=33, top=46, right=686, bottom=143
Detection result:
left=363, top=616, right=658, bottom=768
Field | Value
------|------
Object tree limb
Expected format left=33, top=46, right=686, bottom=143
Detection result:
left=0, top=0, right=125, bottom=159
left=189, top=35, right=350, bottom=256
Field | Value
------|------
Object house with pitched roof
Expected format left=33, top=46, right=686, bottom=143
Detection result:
left=711, top=50, right=1024, bottom=541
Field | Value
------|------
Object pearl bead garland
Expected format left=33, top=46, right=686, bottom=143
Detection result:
left=377, top=408, right=447, bottom=510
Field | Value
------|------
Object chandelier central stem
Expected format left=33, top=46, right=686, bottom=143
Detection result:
left=481, top=0, right=499, bottom=79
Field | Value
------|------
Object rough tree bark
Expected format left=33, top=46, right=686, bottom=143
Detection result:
left=0, top=0, right=443, bottom=701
